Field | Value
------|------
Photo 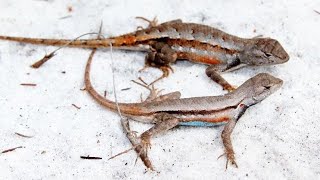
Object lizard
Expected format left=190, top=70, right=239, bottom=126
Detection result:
left=0, top=18, right=289, bottom=91
left=84, top=45, right=283, bottom=170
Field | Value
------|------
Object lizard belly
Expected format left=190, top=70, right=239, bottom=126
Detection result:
left=166, top=39, right=238, bottom=65
left=178, top=115, right=230, bottom=127
left=175, top=108, right=235, bottom=127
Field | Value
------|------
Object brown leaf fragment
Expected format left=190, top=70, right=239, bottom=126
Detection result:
left=1, top=146, right=24, bottom=154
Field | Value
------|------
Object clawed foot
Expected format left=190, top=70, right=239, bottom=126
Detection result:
left=108, top=135, right=152, bottom=162
left=136, top=16, right=158, bottom=30
left=217, top=152, right=238, bottom=169
left=138, top=62, right=174, bottom=86
left=128, top=130, right=138, bottom=138
left=223, top=84, right=237, bottom=92
left=132, top=77, right=164, bottom=102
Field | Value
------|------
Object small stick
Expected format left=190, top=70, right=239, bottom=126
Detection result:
left=15, top=132, right=33, bottom=138
left=83, top=23, right=154, bottom=170
left=104, top=90, right=107, bottom=98
left=121, top=87, right=131, bottom=91
left=20, top=83, right=37, bottom=86
left=108, top=144, right=139, bottom=160
left=107, top=35, right=155, bottom=170
left=1, top=146, right=24, bottom=154
left=80, top=155, right=102, bottom=160
left=314, top=10, right=320, bottom=15
left=59, top=15, right=72, bottom=20
left=76, top=23, right=103, bottom=162
left=72, top=104, right=81, bottom=109
left=31, top=52, right=55, bottom=68
left=30, top=32, right=104, bottom=68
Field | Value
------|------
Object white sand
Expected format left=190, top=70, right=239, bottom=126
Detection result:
left=0, top=0, right=319, bottom=179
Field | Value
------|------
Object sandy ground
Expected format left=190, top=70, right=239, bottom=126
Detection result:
left=0, top=0, right=319, bottom=179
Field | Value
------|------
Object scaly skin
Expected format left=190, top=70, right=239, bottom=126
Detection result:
left=0, top=19, right=289, bottom=90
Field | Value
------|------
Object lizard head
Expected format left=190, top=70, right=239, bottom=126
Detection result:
left=239, top=38, right=289, bottom=65
left=237, top=73, right=283, bottom=105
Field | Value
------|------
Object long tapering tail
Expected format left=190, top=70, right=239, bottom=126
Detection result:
left=84, top=47, right=147, bottom=116
left=0, top=34, right=114, bottom=48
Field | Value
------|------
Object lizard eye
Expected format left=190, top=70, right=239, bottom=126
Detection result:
left=263, top=85, right=271, bottom=90
left=264, top=52, right=272, bottom=57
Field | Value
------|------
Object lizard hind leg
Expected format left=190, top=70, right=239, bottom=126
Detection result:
left=135, top=16, right=159, bottom=30
left=135, top=17, right=183, bottom=29
left=138, top=114, right=180, bottom=159
left=109, top=114, right=180, bottom=170
left=132, top=77, right=181, bottom=102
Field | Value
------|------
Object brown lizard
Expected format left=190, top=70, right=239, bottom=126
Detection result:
left=0, top=18, right=289, bottom=91
left=84, top=45, right=283, bottom=170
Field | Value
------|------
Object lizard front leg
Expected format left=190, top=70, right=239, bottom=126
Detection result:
left=206, top=58, right=246, bottom=92
left=142, top=42, right=177, bottom=84
left=206, top=65, right=236, bottom=92
left=221, top=117, right=238, bottom=168
left=220, top=104, right=248, bottom=169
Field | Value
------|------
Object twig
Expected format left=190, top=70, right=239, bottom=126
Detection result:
left=20, top=83, right=37, bottom=86
left=314, top=10, right=320, bottom=15
left=31, top=52, right=55, bottom=68
left=15, top=132, right=33, bottom=138
left=82, top=22, right=154, bottom=170
left=72, top=104, right=81, bottom=109
left=80, top=155, right=102, bottom=160
left=1, top=146, right=24, bottom=154
left=76, top=23, right=103, bottom=162
left=59, top=15, right=72, bottom=20
left=104, top=90, right=107, bottom=98
left=30, top=32, right=103, bottom=68
left=107, top=34, right=154, bottom=170
left=108, top=145, right=138, bottom=160
left=121, top=87, right=131, bottom=91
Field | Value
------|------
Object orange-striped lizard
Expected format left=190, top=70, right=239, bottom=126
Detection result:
left=0, top=18, right=289, bottom=91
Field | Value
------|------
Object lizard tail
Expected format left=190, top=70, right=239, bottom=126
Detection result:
left=0, top=35, right=115, bottom=48
left=84, top=48, right=146, bottom=116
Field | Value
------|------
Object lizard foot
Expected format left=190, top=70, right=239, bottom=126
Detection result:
left=108, top=134, right=152, bottom=160
left=149, top=65, right=174, bottom=85
left=131, top=77, right=164, bottom=102
left=217, top=151, right=238, bottom=169
left=138, top=60, right=174, bottom=85
left=223, top=84, right=237, bottom=92
left=133, top=137, right=152, bottom=166
left=135, top=16, right=158, bottom=29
